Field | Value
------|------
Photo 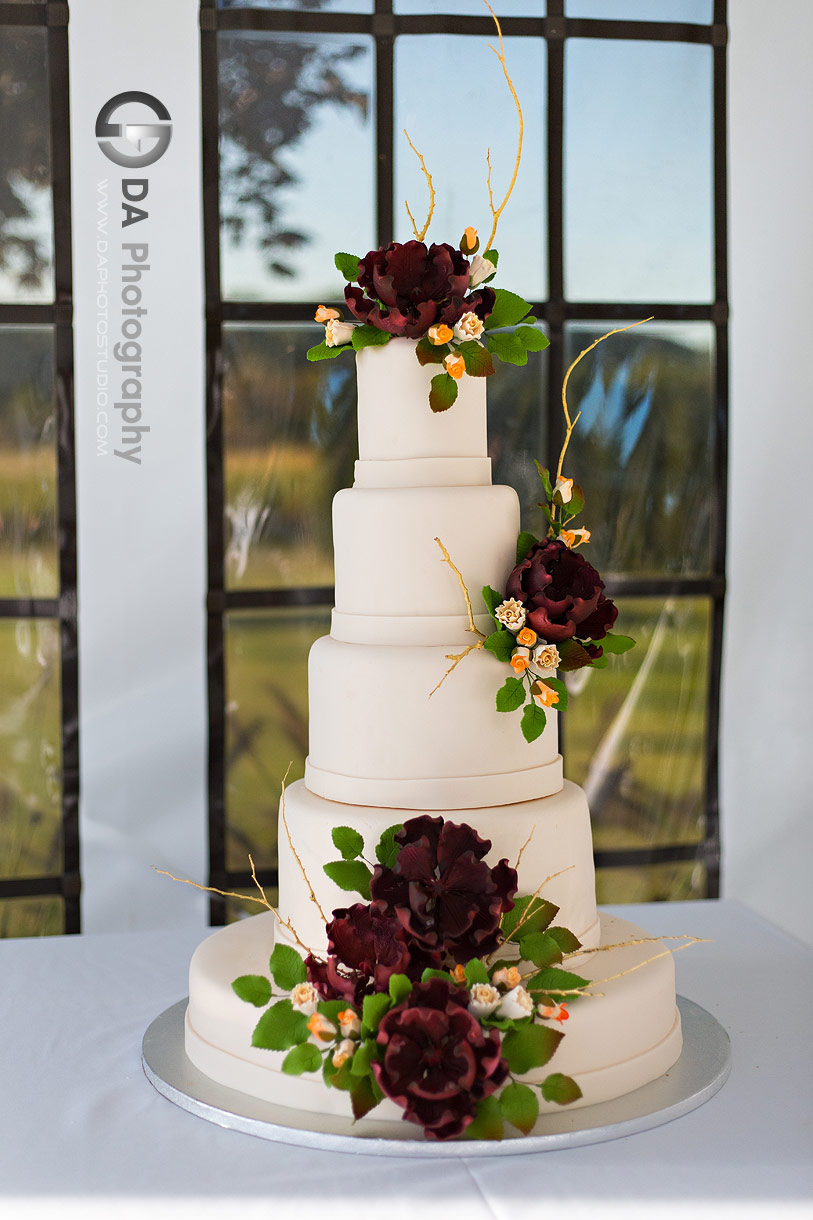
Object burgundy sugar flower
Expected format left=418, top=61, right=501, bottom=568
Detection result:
left=305, top=903, right=440, bottom=1007
left=345, top=240, right=495, bottom=338
left=373, top=978, right=509, bottom=1140
left=370, top=816, right=517, bottom=964
left=506, top=536, right=618, bottom=644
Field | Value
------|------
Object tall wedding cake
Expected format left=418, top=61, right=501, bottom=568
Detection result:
left=184, top=335, right=683, bottom=1139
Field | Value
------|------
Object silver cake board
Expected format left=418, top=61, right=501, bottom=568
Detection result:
left=142, top=995, right=729, bottom=1157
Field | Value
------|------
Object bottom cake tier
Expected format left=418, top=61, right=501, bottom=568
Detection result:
left=185, top=911, right=682, bottom=1135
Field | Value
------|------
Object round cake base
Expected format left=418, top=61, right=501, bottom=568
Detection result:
left=142, top=995, right=730, bottom=1157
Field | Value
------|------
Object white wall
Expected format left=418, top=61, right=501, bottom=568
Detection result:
left=723, top=1, right=813, bottom=943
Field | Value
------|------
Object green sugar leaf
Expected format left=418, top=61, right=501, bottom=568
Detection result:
left=388, top=973, right=413, bottom=1005
left=464, top=958, right=490, bottom=986
left=541, top=1072, right=583, bottom=1105
left=547, top=926, right=582, bottom=955
left=429, top=372, right=459, bottom=413
left=458, top=340, right=495, bottom=378
left=281, top=1043, right=322, bottom=1075
left=557, top=638, right=595, bottom=672
left=515, top=530, right=538, bottom=565
left=306, top=340, right=348, bottom=362
left=231, top=974, right=272, bottom=1008
left=316, top=999, right=348, bottom=1024
left=421, top=968, right=454, bottom=983
left=334, top=251, right=361, bottom=280
left=515, top=324, right=550, bottom=353
left=361, top=992, right=392, bottom=1037
left=375, top=823, right=403, bottom=869
left=518, top=931, right=564, bottom=970
left=351, top=1039, right=377, bottom=1077
left=545, top=676, right=569, bottom=712
left=351, top=1075, right=380, bottom=1121
left=534, top=461, right=553, bottom=498
left=326, top=1057, right=354, bottom=1092
left=502, top=895, right=559, bottom=941
left=563, top=484, right=585, bottom=518
left=499, top=1082, right=539, bottom=1135
left=484, top=628, right=517, bottom=664
left=323, top=859, right=372, bottom=899
left=528, top=966, right=590, bottom=994
left=486, top=330, right=528, bottom=366
left=415, top=336, right=446, bottom=366
left=521, top=702, right=547, bottom=743
left=251, top=999, right=309, bottom=1051
left=331, top=825, right=364, bottom=861
left=496, top=676, right=526, bottom=713
left=502, top=1023, right=564, bottom=1074
left=464, top=1094, right=504, bottom=1141
left=268, top=943, right=307, bottom=990
left=481, top=584, right=504, bottom=621
left=352, top=324, right=390, bottom=351
left=590, top=652, right=610, bottom=669
left=484, top=288, right=533, bottom=331
left=600, top=632, right=636, bottom=654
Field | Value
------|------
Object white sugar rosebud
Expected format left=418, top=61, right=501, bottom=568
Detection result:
left=337, top=1008, right=361, bottom=1038
left=453, top=311, right=484, bottom=343
left=290, top=982, right=319, bottom=1016
left=533, top=643, right=561, bottom=672
left=496, top=984, right=534, bottom=1020
left=492, top=966, right=522, bottom=989
left=495, top=599, right=526, bottom=632
left=332, top=1038, right=356, bottom=1068
left=325, top=319, right=355, bottom=347
left=553, top=474, right=574, bottom=503
left=469, top=253, right=497, bottom=288
left=468, top=983, right=501, bottom=1018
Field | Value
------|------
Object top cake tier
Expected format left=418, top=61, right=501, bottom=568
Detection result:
left=354, top=339, right=491, bottom=489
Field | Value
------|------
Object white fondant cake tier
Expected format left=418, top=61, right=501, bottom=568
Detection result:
left=185, top=912, right=682, bottom=1128
left=354, top=455, right=491, bottom=488
left=356, top=339, right=487, bottom=469
left=275, top=779, right=599, bottom=957
left=332, top=484, right=520, bottom=638
left=306, top=636, right=562, bottom=810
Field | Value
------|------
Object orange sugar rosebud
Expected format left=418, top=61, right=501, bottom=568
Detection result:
left=314, top=304, right=341, bottom=323
left=444, top=352, right=465, bottom=380
left=517, top=627, right=537, bottom=647
left=451, top=964, right=467, bottom=984
left=510, top=653, right=530, bottom=673
left=532, top=680, right=559, bottom=708
left=460, top=226, right=479, bottom=254
left=428, top=323, right=453, bottom=346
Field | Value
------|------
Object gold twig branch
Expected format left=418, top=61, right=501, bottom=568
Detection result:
left=279, top=763, right=327, bottom=925
left=152, top=867, right=314, bottom=956
left=483, top=1, right=524, bottom=252
left=585, top=937, right=709, bottom=988
left=554, top=317, right=654, bottom=494
left=564, top=933, right=711, bottom=960
left=403, top=129, right=435, bottom=242
left=514, top=825, right=536, bottom=873
left=429, top=537, right=487, bottom=698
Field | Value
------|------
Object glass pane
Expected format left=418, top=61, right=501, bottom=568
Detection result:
left=565, top=40, right=713, bottom=302
left=563, top=596, right=710, bottom=850
left=223, top=324, right=357, bottom=589
left=0, top=28, right=53, bottom=303
left=219, top=33, right=375, bottom=301
left=0, top=326, right=58, bottom=598
left=396, top=0, right=544, bottom=13
left=596, top=860, right=706, bottom=904
left=562, top=321, right=714, bottom=578
left=0, top=895, right=63, bottom=939
left=0, top=619, right=62, bottom=880
left=221, top=0, right=372, bottom=10
left=567, top=0, right=712, bottom=19
left=395, top=36, right=546, bottom=301
left=487, top=336, right=550, bottom=527
left=225, top=606, right=331, bottom=870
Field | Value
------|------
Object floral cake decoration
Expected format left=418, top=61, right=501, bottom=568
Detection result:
left=306, top=3, right=548, bottom=413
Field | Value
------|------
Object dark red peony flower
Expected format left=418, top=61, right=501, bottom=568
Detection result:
left=506, top=536, right=618, bottom=644
left=305, top=903, right=441, bottom=1006
left=369, top=816, right=517, bottom=964
left=373, top=978, right=509, bottom=1140
left=344, top=240, right=495, bottom=338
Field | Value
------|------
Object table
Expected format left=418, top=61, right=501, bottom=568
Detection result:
left=2, top=900, right=811, bottom=1219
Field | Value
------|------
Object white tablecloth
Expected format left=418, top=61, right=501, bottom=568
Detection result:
left=2, top=900, right=811, bottom=1219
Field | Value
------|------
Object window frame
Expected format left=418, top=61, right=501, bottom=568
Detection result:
left=200, top=0, right=728, bottom=920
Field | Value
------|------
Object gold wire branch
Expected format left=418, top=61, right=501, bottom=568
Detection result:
left=553, top=317, right=654, bottom=508
left=152, top=864, right=314, bottom=956
left=403, top=130, right=435, bottom=242
left=522, top=935, right=710, bottom=990
left=564, top=933, right=710, bottom=960
left=278, top=763, right=328, bottom=925
left=514, top=825, right=536, bottom=873
left=483, top=1, right=524, bottom=253
left=584, top=937, right=710, bottom=987
left=429, top=537, right=487, bottom=698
